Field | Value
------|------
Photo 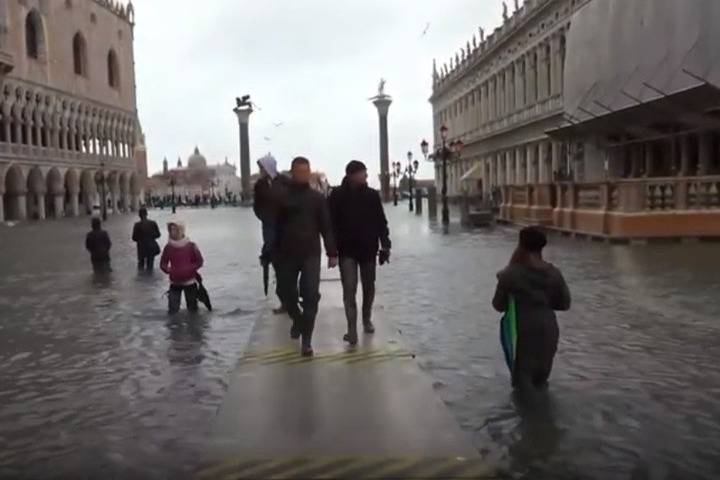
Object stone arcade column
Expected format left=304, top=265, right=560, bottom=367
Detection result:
left=53, top=192, right=65, bottom=218
left=16, top=191, right=27, bottom=221
left=372, top=93, right=393, bottom=202
left=0, top=187, right=4, bottom=222
left=233, top=104, right=254, bottom=204
left=35, top=191, right=46, bottom=220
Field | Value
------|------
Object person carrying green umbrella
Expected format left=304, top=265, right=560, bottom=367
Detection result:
left=492, top=227, right=571, bottom=391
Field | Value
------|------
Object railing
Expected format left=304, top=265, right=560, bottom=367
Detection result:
left=0, top=142, right=132, bottom=168
left=498, top=176, right=720, bottom=213
left=576, top=183, right=603, bottom=210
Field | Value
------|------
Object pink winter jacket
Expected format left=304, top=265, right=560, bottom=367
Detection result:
left=160, top=239, right=204, bottom=285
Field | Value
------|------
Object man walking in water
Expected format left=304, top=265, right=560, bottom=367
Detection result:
left=254, top=153, right=286, bottom=313
left=132, top=207, right=161, bottom=272
left=329, top=160, right=391, bottom=346
left=274, top=156, right=338, bottom=356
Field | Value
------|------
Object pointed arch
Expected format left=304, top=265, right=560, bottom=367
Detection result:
left=73, top=32, right=88, bottom=77
left=107, top=49, right=120, bottom=89
left=25, top=9, right=45, bottom=60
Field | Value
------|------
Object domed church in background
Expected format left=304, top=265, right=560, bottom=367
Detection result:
left=145, top=146, right=241, bottom=201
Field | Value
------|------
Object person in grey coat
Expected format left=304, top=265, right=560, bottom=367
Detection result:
left=492, top=227, right=571, bottom=390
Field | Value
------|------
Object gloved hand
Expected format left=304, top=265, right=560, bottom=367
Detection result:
left=378, top=249, right=391, bottom=266
left=259, top=252, right=271, bottom=266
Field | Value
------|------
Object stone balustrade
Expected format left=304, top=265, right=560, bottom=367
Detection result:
left=498, top=175, right=720, bottom=239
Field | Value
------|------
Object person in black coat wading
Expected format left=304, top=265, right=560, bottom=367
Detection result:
left=132, top=207, right=161, bottom=272
left=329, top=160, right=391, bottom=346
left=85, top=218, right=112, bottom=274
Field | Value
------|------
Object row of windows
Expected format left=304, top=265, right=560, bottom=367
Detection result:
left=24, top=9, right=121, bottom=90
left=439, top=37, right=566, bottom=124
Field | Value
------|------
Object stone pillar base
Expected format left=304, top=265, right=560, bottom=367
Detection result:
left=54, top=194, right=65, bottom=218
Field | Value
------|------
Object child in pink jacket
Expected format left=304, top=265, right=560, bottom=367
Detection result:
left=160, top=220, right=204, bottom=314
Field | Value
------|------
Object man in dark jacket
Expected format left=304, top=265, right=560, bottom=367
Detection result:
left=86, top=218, right=112, bottom=273
left=329, top=160, right=391, bottom=345
left=132, top=207, right=161, bottom=271
left=274, top=156, right=338, bottom=356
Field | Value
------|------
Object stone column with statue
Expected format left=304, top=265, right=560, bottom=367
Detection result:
left=233, top=95, right=254, bottom=204
left=371, top=79, right=392, bottom=202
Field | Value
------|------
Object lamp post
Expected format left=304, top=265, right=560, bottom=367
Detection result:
left=170, top=175, right=176, bottom=214
left=391, top=161, right=402, bottom=206
left=421, top=125, right=463, bottom=228
left=405, top=151, right=419, bottom=212
left=99, top=161, right=107, bottom=221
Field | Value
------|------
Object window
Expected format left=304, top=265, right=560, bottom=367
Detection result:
left=73, top=32, right=87, bottom=77
left=25, top=10, right=44, bottom=60
left=107, top=50, right=119, bottom=89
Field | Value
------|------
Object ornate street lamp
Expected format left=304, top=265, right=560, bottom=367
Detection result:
left=406, top=151, right=419, bottom=212
left=421, top=125, right=463, bottom=228
left=391, top=161, right=402, bottom=206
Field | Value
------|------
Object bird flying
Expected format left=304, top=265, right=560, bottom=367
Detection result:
left=421, top=22, right=430, bottom=36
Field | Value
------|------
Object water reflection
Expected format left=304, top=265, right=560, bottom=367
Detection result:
left=508, top=390, right=563, bottom=479
left=166, top=316, right=208, bottom=366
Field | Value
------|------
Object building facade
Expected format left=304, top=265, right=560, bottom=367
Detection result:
left=0, top=0, right=144, bottom=222
left=146, top=148, right=242, bottom=201
left=430, top=0, right=720, bottom=240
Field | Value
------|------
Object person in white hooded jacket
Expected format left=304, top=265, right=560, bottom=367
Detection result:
left=254, top=154, right=287, bottom=313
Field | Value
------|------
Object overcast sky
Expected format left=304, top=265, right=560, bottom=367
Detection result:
left=133, top=0, right=503, bottom=185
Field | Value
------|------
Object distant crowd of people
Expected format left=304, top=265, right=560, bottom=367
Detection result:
left=84, top=154, right=571, bottom=392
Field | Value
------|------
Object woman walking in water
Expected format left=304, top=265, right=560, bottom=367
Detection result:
left=493, top=227, right=571, bottom=390
left=160, top=220, right=204, bottom=314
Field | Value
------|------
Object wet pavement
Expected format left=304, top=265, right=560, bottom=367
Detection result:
left=1, top=206, right=720, bottom=479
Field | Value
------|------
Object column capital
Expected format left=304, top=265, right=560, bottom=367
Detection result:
left=372, top=95, right=393, bottom=116
left=233, top=106, right=253, bottom=124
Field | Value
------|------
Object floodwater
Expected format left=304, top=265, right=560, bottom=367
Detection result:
left=1, top=206, right=719, bottom=479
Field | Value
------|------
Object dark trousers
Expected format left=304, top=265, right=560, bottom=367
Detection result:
left=276, top=256, right=321, bottom=345
left=91, top=259, right=111, bottom=274
left=137, top=251, right=156, bottom=271
left=339, top=257, right=376, bottom=332
left=169, top=283, right=199, bottom=314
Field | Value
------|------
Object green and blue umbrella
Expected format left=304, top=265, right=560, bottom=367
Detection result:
left=500, top=296, right=517, bottom=373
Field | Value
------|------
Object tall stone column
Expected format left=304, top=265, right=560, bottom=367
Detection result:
left=372, top=94, right=393, bottom=202
left=69, top=190, right=79, bottom=216
left=53, top=193, right=64, bottom=218
left=481, top=83, right=488, bottom=124
left=550, top=35, right=559, bottom=96
left=527, top=143, right=538, bottom=184
left=36, top=193, right=46, bottom=220
left=16, top=192, right=27, bottom=220
left=515, top=148, right=524, bottom=185
left=0, top=188, right=4, bottom=222
left=232, top=105, right=253, bottom=204
left=506, top=151, right=514, bottom=185
left=525, top=54, right=534, bottom=106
